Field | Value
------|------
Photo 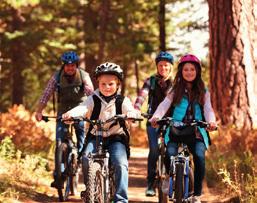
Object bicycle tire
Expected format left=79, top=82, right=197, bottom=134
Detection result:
left=85, top=161, right=104, bottom=203
left=157, top=155, right=168, bottom=203
left=56, top=143, right=68, bottom=202
left=189, top=166, right=194, bottom=196
left=174, top=163, right=184, bottom=203
left=109, top=172, right=115, bottom=202
left=69, top=152, right=78, bottom=196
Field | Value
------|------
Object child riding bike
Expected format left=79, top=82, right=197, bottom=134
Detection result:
left=35, top=51, right=94, bottom=188
left=62, top=62, right=141, bottom=203
left=150, top=54, right=217, bottom=203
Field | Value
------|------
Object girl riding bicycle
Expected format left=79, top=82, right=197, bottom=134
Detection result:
left=150, top=54, right=217, bottom=203
left=62, top=62, right=141, bottom=203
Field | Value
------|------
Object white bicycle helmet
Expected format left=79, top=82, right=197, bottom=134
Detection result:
left=95, top=62, right=124, bottom=81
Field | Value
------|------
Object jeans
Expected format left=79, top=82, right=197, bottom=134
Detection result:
left=166, top=140, right=206, bottom=196
left=54, top=119, right=85, bottom=175
left=83, top=138, right=128, bottom=203
left=146, top=125, right=159, bottom=185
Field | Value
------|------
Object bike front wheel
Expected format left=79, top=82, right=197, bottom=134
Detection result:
left=174, top=163, right=184, bottom=203
left=56, top=143, right=78, bottom=202
left=84, top=161, right=104, bottom=203
left=157, top=155, right=168, bottom=203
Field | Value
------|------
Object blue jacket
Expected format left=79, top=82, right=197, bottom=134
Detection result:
left=165, top=96, right=210, bottom=148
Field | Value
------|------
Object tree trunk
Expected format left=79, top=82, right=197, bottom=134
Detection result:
left=83, top=2, right=98, bottom=87
left=98, top=0, right=109, bottom=63
left=159, top=0, right=166, bottom=51
left=11, top=9, right=25, bottom=105
left=208, top=0, right=257, bottom=129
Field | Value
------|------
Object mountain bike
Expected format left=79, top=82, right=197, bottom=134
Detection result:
left=42, top=115, right=79, bottom=202
left=155, top=118, right=216, bottom=203
left=68, top=115, right=143, bottom=203
left=142, top=113, right=168, bottom=203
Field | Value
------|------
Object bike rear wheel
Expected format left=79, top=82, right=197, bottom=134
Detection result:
left=174, top=163, right=184, bottom=203
left=157, top=155, right=168, bottom=203
left=85, top=161, right=104, bottom=203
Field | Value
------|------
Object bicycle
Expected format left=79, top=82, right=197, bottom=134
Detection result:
left=155, top=118, right=216, bottom=203
left=142, top=113, right=168, bottom=203
left=67, top=115, right=143, bottom=203
left=42, top=115, right=80, bottom=202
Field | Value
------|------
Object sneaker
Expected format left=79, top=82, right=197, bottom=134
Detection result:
left=50, top=179, right=64, bottom=189
left=50, top=180, right=58, bottom=188
left=145, top=185, right=156, bottom=196
left=81, top=190, right=86, bottom=199
left=192, top=195, right=201, bottom=203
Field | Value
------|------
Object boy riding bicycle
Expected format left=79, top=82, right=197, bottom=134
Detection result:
left=62, top=62, right=141, bottom=203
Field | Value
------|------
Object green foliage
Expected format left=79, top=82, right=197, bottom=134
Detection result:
left=0, top=0, right=209, bottom=112
left=0, top=126, right=51, bottom=201
left=206, top=148, right=257, bottom=202
left=0, top=137, right=16, bottom=160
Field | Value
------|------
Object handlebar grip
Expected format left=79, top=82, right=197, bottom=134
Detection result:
left=131, top=118, right=144, bottom=121
left=141, top=113, right=152, bottom=119
left=42, top=116, right=49, bottom=122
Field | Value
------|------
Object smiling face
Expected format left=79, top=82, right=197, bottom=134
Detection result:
left=182, top=62, right=197, bottom=82
left=63, top=63, right=77, bottom=75
left=98, top=74, right=119, bottom=96
left=157, top=61, right=172, bottom=78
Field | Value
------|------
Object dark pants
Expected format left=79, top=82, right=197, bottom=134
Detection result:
left=146, top=125, right=159, bottom=185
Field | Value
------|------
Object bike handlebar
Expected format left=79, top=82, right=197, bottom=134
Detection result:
left=42, top=115, right=61, bottom=122
left=62, top=114, right=143, bottom=126
left=156, top=117, right=218, bottom=130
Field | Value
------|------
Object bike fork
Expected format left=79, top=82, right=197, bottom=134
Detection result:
left=168, top=156, right=176, bottom=198
left=183, top=157, right=190, bottom=199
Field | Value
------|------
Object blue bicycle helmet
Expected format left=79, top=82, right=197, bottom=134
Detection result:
left=155, top=51, right=174, bottom=65
left=61, top=51, right=79, bottom=64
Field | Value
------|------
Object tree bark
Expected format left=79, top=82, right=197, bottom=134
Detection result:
left=83, top=2, right=98, bottom=87
left=159, top=0, right=166, bottom=51
left=11, top=9, right=25, bottom=105
left=208, top=0, right=257, bottom=129
left=98, top=0, right=109, bottom=63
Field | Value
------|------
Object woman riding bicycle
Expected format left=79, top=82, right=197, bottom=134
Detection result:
left=134, top=51, right=174, bottom=196
left=150, top=54, right=217, bottom=203
left=62, top=62, right=141, bottom=203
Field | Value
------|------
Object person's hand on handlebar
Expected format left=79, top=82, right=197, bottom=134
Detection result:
left=35, top=111, right=43, bottom=121
left=207, top=122, right=218, bottom=131
left=149, top=117, right=159, bottom=128
left=126, top=110, right=141, bottom=119
left=62, top=112, right=74, bottom=124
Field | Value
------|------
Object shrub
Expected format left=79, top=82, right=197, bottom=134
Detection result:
left=0, top=105, right=54, bottom=154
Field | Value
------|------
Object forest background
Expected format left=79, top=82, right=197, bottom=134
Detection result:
left=0, top=0, right=256, bottom=202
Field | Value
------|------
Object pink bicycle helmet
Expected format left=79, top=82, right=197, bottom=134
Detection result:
left=178, top=54, right=201, bottom=68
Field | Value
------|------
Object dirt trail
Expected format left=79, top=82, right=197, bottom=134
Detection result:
left=22, top=147, right=230, bottom=203
left=128, top=147, right=222, bottom=203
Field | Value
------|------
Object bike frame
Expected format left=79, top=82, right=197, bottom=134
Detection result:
left=88, top=120, right=113, bottom=203
left=42, top=116, right=79, bottom=202
left=77, top=115, right=142, bottom=203
left=169, top=143, right=193, bottom=202
left=155, top=118, right=213, bottom=203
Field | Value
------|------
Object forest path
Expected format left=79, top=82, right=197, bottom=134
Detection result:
left=21, top=147, right=233, bottom=203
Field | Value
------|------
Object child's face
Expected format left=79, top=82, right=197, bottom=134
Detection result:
left=98, top=74, right=119, bottom=96
left=157, top=61, right=172, bottom=78
left=182, top=63, right=197, bottom=82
